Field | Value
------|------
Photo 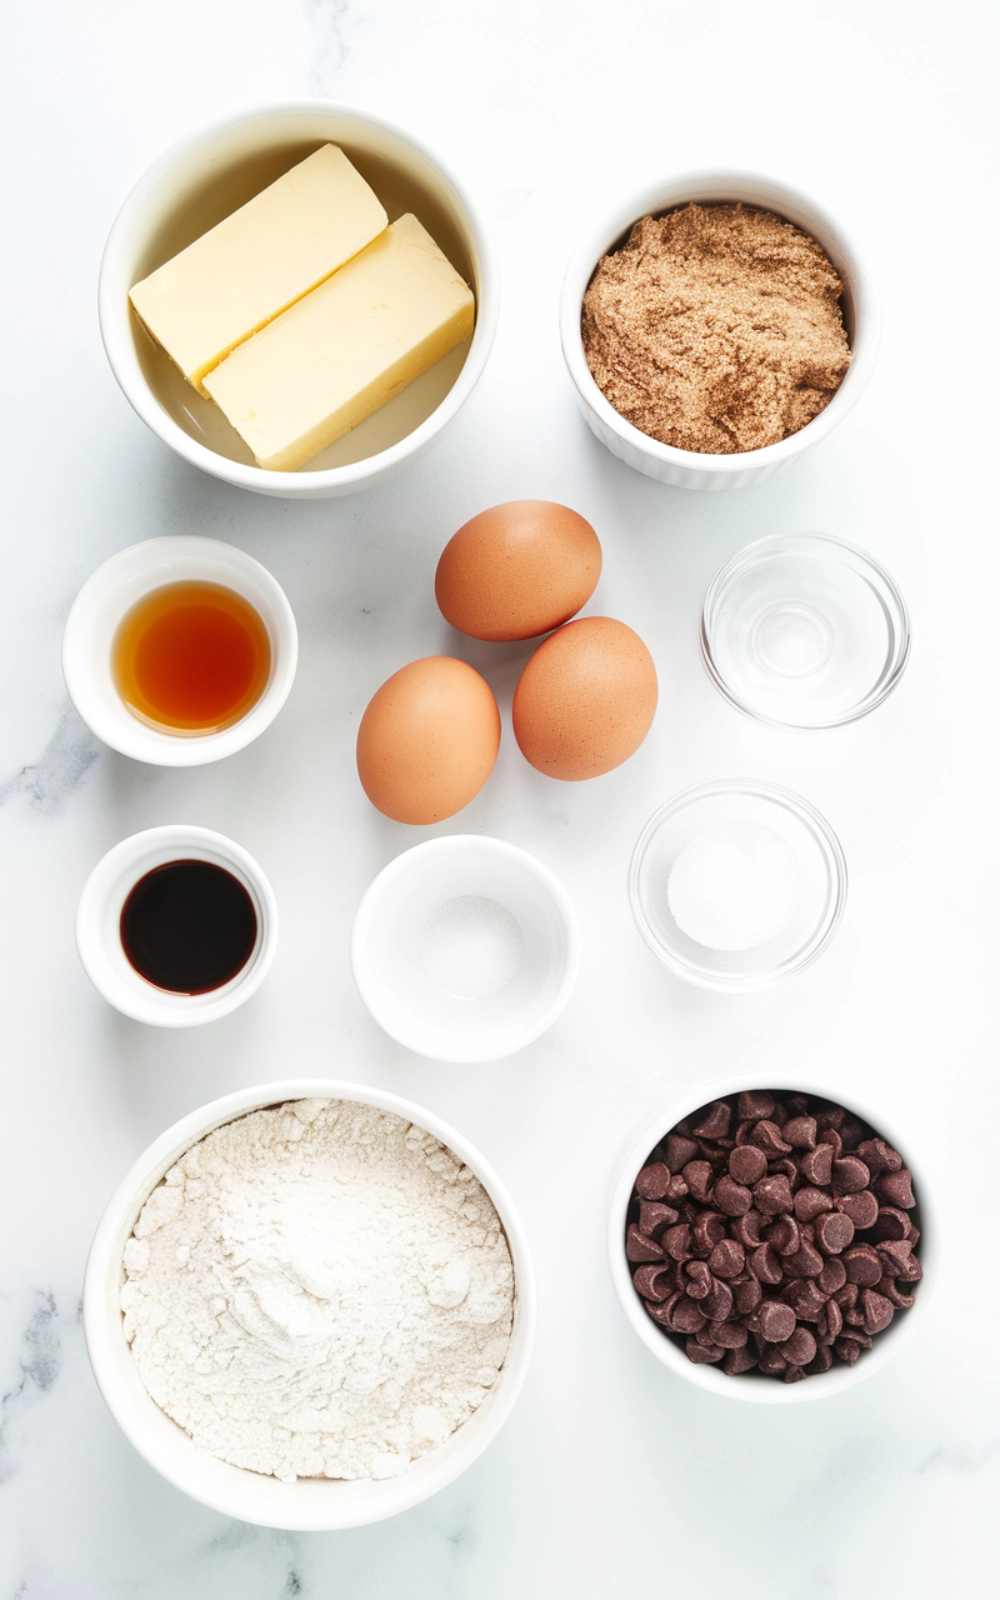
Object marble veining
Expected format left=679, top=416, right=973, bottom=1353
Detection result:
left=0, top=706, right=99, bottom=819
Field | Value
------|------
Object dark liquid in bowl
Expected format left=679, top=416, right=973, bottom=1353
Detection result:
left=121, top=860, right=258, bottom=994
left=112, top=581, right=271, bottom=735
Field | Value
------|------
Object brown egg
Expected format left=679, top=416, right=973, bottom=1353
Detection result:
left=357, top=656, right=500, bottom=824
left=435, top=500, right=602, bottom=641
left=512, top=617, right=657, bottom=780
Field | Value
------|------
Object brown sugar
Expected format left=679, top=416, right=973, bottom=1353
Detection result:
left=581, top=204, right=852, bottom=455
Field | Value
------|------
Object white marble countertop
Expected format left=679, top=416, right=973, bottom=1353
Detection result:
left=2, top=0, right=998, bottom=1593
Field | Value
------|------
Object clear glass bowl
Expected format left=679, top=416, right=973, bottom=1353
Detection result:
left=701, top=533, right=911, bottom=729
left=629, top=780, right=847, bottom=991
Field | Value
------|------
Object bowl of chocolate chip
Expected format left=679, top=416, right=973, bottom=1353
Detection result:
left=609, top=1074, right=933, bottom=1400
left=560, top=171, right=878, bottom=492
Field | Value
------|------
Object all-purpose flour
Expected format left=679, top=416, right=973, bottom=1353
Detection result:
left=121, top=1099, right=514, bottom=1482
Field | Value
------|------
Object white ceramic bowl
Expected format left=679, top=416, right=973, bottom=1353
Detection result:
left=62, top=536, right=297, bottom=765
left=351, top=835, right=580, bottom=1062
left=560, top=170, right=878, bottom=491
left=76, top=825, right=278, bottom=1026
left=608, top=1071, right=934, bottom=1402
left=83, top=1079, right=536, bottom=1528
left=100, top=101, right=498, bottom=498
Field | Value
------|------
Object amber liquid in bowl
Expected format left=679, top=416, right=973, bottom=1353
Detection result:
left=112, top=581, right=272, bottom=735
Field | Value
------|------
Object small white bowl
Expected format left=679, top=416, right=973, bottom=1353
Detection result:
left=83, top=1078, right=536, bottom=1528
left=608, top=1071, right=934, bottom=1403
left=100, top=101, right=498, bottom=498
left=560, top=170, right=878, bottom=492
left=62, top=536, right=297, bottom=765
left=351, top=835, right=580, bottom=1062
left=76, top=824, right=278, bottom=1026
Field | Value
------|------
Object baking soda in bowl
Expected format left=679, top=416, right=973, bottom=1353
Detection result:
left=419, top=896, right=524, bottom=998
left=120, top=1099, right=514, bottom=1482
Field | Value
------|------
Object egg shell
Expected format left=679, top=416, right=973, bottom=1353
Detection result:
left=512, top=617, right=657, bottom=780
left=357, top=656, right=501, bottom=824
left=435, top=500, right=602, bottom=641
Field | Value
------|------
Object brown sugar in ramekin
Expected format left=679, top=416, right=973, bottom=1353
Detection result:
left=581, top=204, right=852, bottom=455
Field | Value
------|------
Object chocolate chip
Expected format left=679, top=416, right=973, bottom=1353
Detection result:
left=838, top=1190, right=879, bottom=1231
left=748, top=1243, right=784, bottom=1286
left=714, top=1175, right=753, bottom=1217
left=783, top=1115, right=818, bottom=1150
left=692, top=1211, right=727, bottom=1255
left=878, top=1276, right=916, bottom=1310
left=682, top=1160, right=715, bottom=1204
left=750, top=1120, right=793, bottom=1157
left=865, top=1205, right=911, bottom=1242
left=709, top=1319, right=748, bottom=1349
left=708, top=1239, right=746, bottom=1279
left=692, top=1100, right=732, bottom=1140
left=729, top=1145, right=768, bottom=1186
left=862, top=1289, right=894, bottom=1335
left=769, top=1157, right=800, bottom=1186
left=685, top=1339, right=725, bottom=1364
left=684, top=1260, right=713, bottom=1299
left=666, top=1135, right=699, bottom=1172
left=780, top=1326, right=817, bottom=1366
left=816, top=1107, right=846, bottom=1132
left=638, top=1201, right=680, bottom=1237
left=834, top=1282, right=859, bottom=1311
left=702, top=1278, right=735, bottom=1324
left=817, top=1258, right=847, bottom=1295
left=832, top=1156, right=870, bottom=1195
left=782, top=1279, right=828, bottom=1322
left=757, top=1300, right=797, bottom=1343
left=737, top=1091, right=776, bottom=1121
left=819, top=1127, right=843, bottom=1159
left=757, top=1348, right=789, bottom=1375
left=627, top=1224, right=665, bottom=1262
left=632, top=1264, right=674, bottom=1301
left=834, top=1337, right=863, bottom=1364
left=662, top=1223, right=693, bottom=1261
left=875, top=1169, right=916, bottom=1209
left=724, top=1345, right=758, bottom=1375
left=732, top=1210, right=766, bottom=1248
left=807, top=1343, right=834, bottom=1374
left=635, top=1162, right=672, bottom=1200
left=753, top=1174, right=795, bottom=1216
left=763, top=1216, right=800, bottom=1255
left=855, top=1139, right=886, bottom=1179
left=842, top=1245, right=883, bottom=1287
left=665, top=1174, right=689, bottom=1203
left=817, top=1297, right=843, bottom=1344
left=794, top=1186, right=835, bottom=1222
left=815, top=1212, right=855, bottom=1256
left=799, top=1144, right=834, bottom=1187
left=876, top=1239, right=913, bottom=1277
left=783, top=1241, right=825, bottom=1278
left=670, top=1297, right=707, bottom=1334
left=643, top=1296, right=676, bottom=1326
left=732, top=1274, right=763, bottom=1316
left=895, top=1253, right=923, bottom=1284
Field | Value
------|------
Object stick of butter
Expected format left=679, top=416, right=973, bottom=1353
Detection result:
left=129, top=145, right=388, bottom=392
left=203, top=213, right=476, bottom=471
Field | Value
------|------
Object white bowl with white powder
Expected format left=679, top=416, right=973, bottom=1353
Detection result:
left=351, top=835, right=580, bottom=1061
left=83, top=1080, right=536, bottom=1529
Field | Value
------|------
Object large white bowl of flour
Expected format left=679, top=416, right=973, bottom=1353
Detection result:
left=83, top=1080, right=535, bottom=1529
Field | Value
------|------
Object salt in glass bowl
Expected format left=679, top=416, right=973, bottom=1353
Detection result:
left=629, top=780, right=847, bottom=991
left=608, top=1070, right=934, bottom=1403
left=701, top=533, right=911, bottom=729
left=83, top=1079, right=536, bottom=1528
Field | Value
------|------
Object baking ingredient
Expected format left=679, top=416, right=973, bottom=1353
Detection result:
left=512, top=616, right=657, bottom=780
left=626, top=1091, right=921, bottom=1382
left=112, top=581, right=271, bottom=735
left=357, top=656, right=500, bottom=824
left=121, top=1099, right=514, bottom=1479
left=582, top=203, right=851, bottom=454
left=666, top=823, right=802, bottom=951
left=129, top=146, right=388, bottom=392
left=120, top=860, right=257, bottom=993
left=435, top=501, right=602, bottom=641
left=204, top=214, right=475, bottom=471
left=420, top=896, right=524, bottom=998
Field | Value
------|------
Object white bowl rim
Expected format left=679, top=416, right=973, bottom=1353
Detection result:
left=608, top=1067, right=935, bottom=1403
left=351, top=833, right=581, bottom=1062
left=75, top=824, right=279, bottom=1026
left=61, top=534, right=299, bottom=766
left=83, top=1077, right=537, bottom=1528
left=628, top=777, right=848, bottom=991
left=99, top=99, right=500, bottom=496
left=559, top=167, right=880, bottom=475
